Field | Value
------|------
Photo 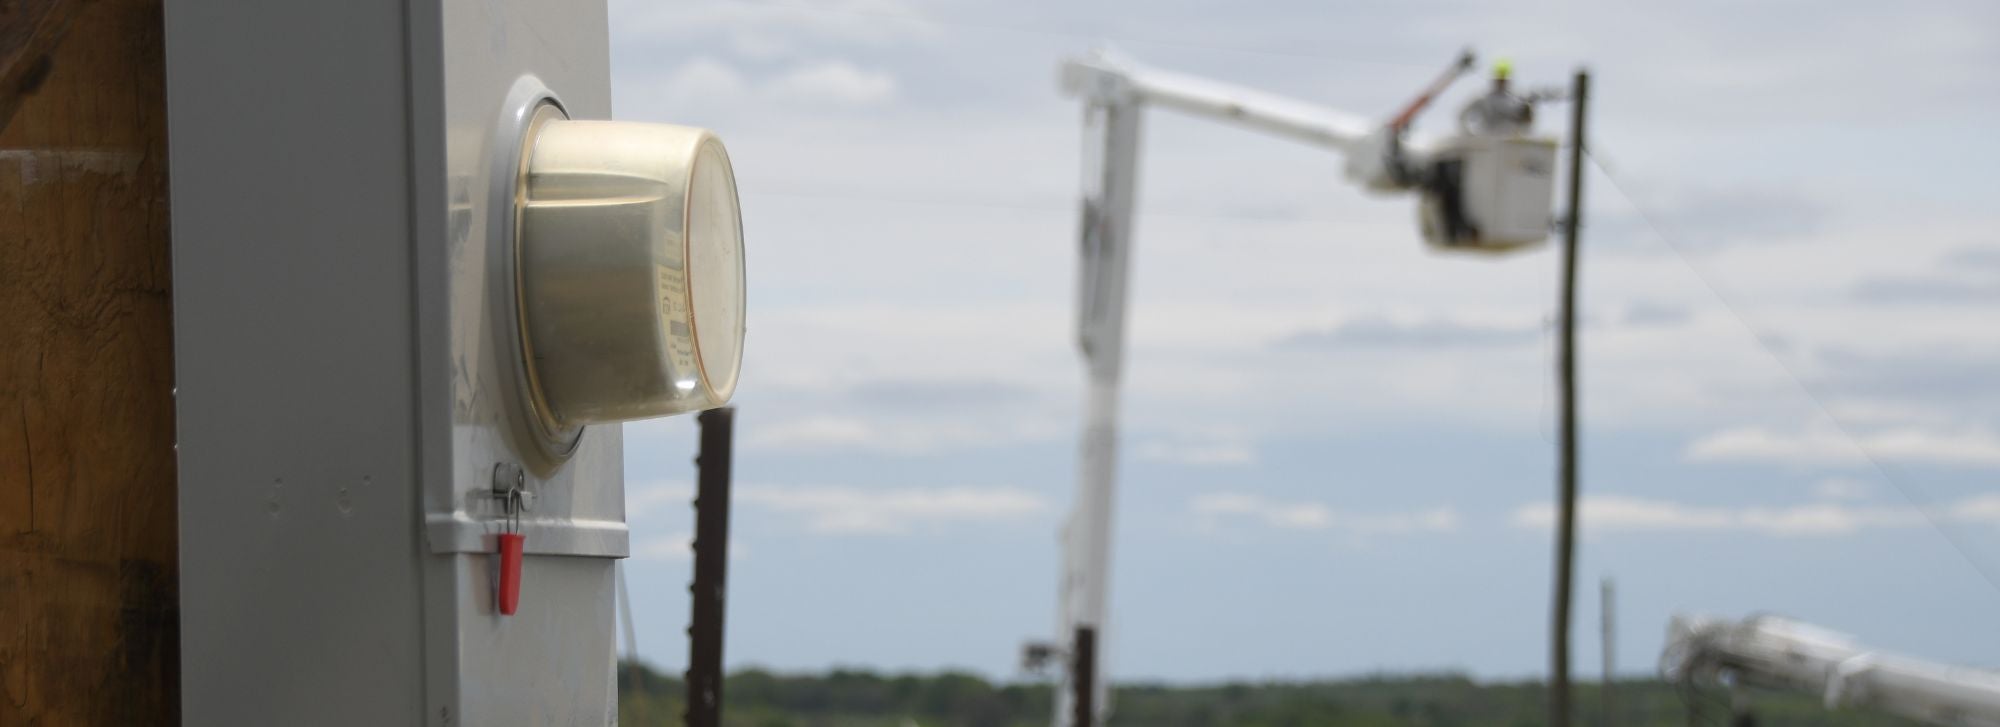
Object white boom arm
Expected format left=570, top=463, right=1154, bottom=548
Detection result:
left=1046, top=49, right=1548, bottom=727
left=1062, top=54, right=1375, bottom=152
left=1059, top=52, right=1431, bottom=194
left=1663, top=613, right=2000, bottom=726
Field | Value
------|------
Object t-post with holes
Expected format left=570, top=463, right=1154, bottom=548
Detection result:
left=1036, top=49, right=1575, bottom=727
left=686, top=406, right=737, bottom=727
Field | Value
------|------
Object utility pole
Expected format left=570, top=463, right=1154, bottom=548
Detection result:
left=1551, top=67, right=1590, bottom=727
left=1602, top=577, right=1616, bottom=727
left=2, top=1, right=178, bottom=723
left=686, top=407, right=737, bottom=727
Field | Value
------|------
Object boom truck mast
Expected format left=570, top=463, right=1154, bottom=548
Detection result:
left=1031, top=49, right=1564, bottom=726
left=1663, top=614, right=2000, bottom=726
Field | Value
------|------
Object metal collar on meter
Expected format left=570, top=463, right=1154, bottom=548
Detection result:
left=510, top=102, right=746, bottom=459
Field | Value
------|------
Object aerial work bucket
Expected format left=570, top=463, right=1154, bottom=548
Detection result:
left=1418, top=134, right=1559, bottom=254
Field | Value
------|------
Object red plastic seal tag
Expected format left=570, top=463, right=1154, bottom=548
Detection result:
left=498, top=532, right=525, bottom=615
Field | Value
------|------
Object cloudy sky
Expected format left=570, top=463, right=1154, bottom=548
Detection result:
left=605, top=0, right=2000, bottom=683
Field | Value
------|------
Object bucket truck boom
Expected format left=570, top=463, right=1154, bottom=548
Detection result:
left=1663, top=613, right=2000, bottom=726
left=1035, top=49, right=1560, bottom=727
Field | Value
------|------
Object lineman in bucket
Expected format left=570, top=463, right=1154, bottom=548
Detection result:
left=1461, top=59, right=1535, bottom=136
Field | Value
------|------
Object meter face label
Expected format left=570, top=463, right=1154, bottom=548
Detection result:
left=658, top=264, right=698, bottom=389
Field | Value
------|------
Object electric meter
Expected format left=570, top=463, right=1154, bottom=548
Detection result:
left=512, top=108, right=746, bottom=448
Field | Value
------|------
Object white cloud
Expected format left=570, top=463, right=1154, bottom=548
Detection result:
left=635, top=532, right=694, bottom=561
left=769, top=60, right=898, bottom=105
left=1275, top=314, right=1544, bottom=351
left=747, top=415, right=877, bottom=449
left=725, top=30, right=794, bottom=61
left=737, top=374, right=1069, bottom=456
left=1812, top=477, right=1871, bottom=501
left=743, top=412, right=1058, bottom=455
left=629, top=480, right=1041, bottom=544
left=1861, top=431, right=2000, bottom=466
left=632, top=531, right=748, bottom=562
left=611, top=0, right=937, bottom=55
left=1955, top=495, right=2000, bottom=523
left=1686, top=424, right=2000, bottom=467
left=1191, top=493, right=1459, bottom=535
left=1136, top=440, right=1256, bottom=466
left=654, top=56, right=898, bottom=110
left=1824, top=399, right=1953, bottom=428
left=741, top=485, right=1048, bottom=535
left=626, top=480, right=693, bottom=518
left=1193, top=493, right=1332, bottom=529
left=659, top=56, right=750, bottom=106
left=1510, top=494, right=2000, bottom=537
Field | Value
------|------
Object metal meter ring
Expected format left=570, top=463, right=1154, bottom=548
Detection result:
left=510, top=100, right=585, bottom=458
left=504, top=85, right=747, bottom=453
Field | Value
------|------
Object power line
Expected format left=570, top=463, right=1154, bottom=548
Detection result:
left=755, top=154, right=2000, bottom=605
left=1586, top=145, right=2000, bottom=598
left=744, top=71, right=2000, bottom=595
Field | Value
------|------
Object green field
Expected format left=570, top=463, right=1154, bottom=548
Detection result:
left=618, top=662, right=1915, bottom=726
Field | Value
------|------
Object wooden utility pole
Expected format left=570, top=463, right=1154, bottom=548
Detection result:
left=1550, top=67, right=1590, bottom=727
left=1, top=0, right=178, bottom=723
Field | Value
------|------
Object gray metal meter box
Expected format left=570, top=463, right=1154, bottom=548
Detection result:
left=162, top=1, right=744, bottom=724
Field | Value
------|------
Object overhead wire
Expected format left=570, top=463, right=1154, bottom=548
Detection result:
left=708, top=0, right=2000, bottom=600
left=750, top=117, right=2000, bottom=606
left=1585, top=145, right=2000, bottom=598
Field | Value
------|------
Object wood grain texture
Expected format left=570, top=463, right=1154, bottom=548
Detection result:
left=0, top=0, right=177, bottom=723
left=0, top=0, right=88, bottom=132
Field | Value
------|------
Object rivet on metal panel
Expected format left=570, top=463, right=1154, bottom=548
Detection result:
left=489, top=462, right=532, bottom=513
left=490, top=462, right=524, bottom=499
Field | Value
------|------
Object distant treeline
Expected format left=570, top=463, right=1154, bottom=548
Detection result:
left=618, top=662, right=1916, bottom=727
